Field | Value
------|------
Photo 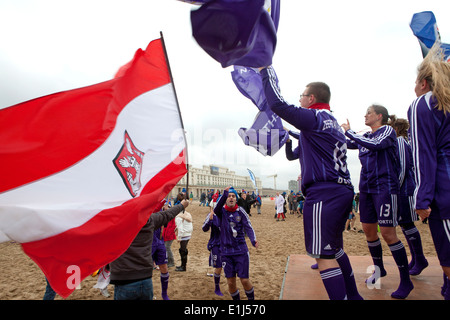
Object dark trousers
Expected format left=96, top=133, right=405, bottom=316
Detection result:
left=179, top=240, right=189, bottom=267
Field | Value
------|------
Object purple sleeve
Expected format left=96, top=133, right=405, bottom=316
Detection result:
left=408, top=97, right=436, bottom=210
left=213, top=190, right=228, bottom=217
left=261, top=66, right=317, bottom=131
left=285, top=140, right=299, bottom=160
left=289, top=130, right=300, bottom=140
left=345, top=137, right=359, bottom=150
left=345, top=126, right=396, bottom=151
left=240, top=208, right=257, bottom=246
left=202, top=213, right=212, bottom=232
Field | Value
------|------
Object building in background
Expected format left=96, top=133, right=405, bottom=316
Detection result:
left=170, top=165, right=262, bottom=200
left=288, top=180, right=299, bottom=193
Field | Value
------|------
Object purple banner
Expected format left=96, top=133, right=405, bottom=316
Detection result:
left=190, top=0, right=279, bottom=68
left=232, top=66, right=288, bottom=156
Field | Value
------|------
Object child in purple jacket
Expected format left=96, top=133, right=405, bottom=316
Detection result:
left=214, top=187, right=258, bottom=300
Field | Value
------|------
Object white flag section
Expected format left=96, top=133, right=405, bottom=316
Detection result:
left=0, top=38, right=187, bottom=298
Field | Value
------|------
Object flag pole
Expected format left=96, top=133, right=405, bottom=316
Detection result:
left=160, top=31, right=190, bottom=201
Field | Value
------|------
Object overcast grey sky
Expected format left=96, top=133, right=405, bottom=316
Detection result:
left=1, top=1, right=449, bottom=190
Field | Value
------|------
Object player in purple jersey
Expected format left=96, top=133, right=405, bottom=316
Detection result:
left=213, top=187, right=258, bottom=300
left=392, top=118, right=428, bottom=276
left=261, top=66, right=362, bottom=300
left=202, top=206, right=223, bottom=296
left=343, top=105, right=413, bottom=299
left=407, top=44, right=450, bottom=300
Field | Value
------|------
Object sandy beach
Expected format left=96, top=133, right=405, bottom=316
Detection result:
left=0, top=198, right=438, bottom=300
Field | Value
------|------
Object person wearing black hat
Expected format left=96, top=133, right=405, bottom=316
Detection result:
left=237, top=191, right=257, bottom=217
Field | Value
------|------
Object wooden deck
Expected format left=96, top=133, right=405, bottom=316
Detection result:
left=280, top=254, right=445, bottom=300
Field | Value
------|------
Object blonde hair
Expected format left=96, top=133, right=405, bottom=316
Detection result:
left=416, top=43, right=450, bottom=113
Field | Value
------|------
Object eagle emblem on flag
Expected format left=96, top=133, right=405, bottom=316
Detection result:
left=113, top=131, right=145, bottom=197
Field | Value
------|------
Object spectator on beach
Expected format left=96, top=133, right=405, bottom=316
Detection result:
left=238, top=191, right=257, bottom=217
left=43, top=278, right=56, bottom=300
left=199, top=192, right=207, bottom=206
left=297, top=193, right=304, bottom=218
left=344, top=208, right=357, bottom=232
left=211, top=190, right=220, bottom=208
left=288, top=191, right=295, bottom=214
left=207, top=190, right=213, bottom=207
left=109, top=199, right=189, bottom=300
left=354, top=192, right=360, bottom=213
left=163, top=217, right=176, bottom=268
left=175, top=208, right=193, bottom=272
left=255, top=194, right=262, bottom=214
left=275, top=192, right=286, bottom=221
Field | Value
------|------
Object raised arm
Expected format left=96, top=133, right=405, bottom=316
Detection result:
left=261, top=66, right=317, bottom=131
left=214, top=187, right=230, bottom=217
left=345, top=126, right=396, bottom=151
left=151, top=200, right=189, bottom=230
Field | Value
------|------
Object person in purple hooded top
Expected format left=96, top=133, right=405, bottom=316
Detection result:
left=213, top=186, right=259, bottom=300
left=407, top=43, right=450, bottom=300
left=260, top=66, right=362, bottom=300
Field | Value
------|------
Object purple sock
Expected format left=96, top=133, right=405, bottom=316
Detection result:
left=445, top=285, right=450, bottom=300
left=320, top=267, right=347, bottom=300
left=245, top=287, right=255, bottom=300
left=231, top=289, right=240, bottom=300
left=336, top=249, right=363, bottom=300
left=367, top=239, right=386, bottom=274
left=389, top=241, right=414, bottom=299
left=401, top=225, right=428, bottom=275
left=366, top=239, right=387, bottom=284
left=214, top=273, right=223, bottom=296
left=442, top=273, right=449, bottom=297
left=160, top=272, right=170, bottom=300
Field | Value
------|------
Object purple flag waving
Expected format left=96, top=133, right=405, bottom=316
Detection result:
left=410, top=11, right=450, bottom=61
left=232, top=66, right=288, bottom=156
left=231, top=66, right=268, bottom=111
left=190, top=0, right=280, bottom=68
left=188, top=0, right=285, bottom=154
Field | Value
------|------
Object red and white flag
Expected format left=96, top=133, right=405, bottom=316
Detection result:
left=0, top=38, right=187, bottom=298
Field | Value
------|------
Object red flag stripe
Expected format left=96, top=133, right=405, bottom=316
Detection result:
left=0, top=40, right=170, bottom=193
left=1, top=38, right=188, bottom=299
left=22, top=149, right=186, bottom=298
